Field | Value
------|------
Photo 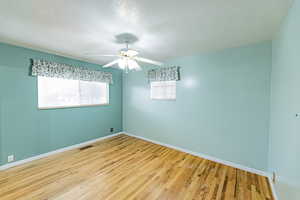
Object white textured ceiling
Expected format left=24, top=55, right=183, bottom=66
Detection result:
left=0, top=0, right=292, bottom=65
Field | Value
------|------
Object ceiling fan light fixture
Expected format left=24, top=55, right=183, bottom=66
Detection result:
left=127, top=59, right=139, bottom=70
left=118, top=58, right=127, bottom=69
left=118, top=58, right=140, bottom=71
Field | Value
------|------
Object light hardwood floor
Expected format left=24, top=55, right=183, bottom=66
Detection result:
left=0, top=134, right=274, bottom=200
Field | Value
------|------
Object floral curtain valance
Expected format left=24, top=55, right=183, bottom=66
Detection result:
left=148, top=66, right=180, bottom=82
left=31, top=59, right=113, bottom=84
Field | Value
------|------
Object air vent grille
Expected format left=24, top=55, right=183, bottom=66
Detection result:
left=79, top=145, right=93, bottom=151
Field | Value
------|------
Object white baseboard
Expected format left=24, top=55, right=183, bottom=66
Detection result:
left=0, top=132, right=122, bottom=171
left=123, top=132, right=271, bottom=178
left=268, top=177, right=279, bottom=200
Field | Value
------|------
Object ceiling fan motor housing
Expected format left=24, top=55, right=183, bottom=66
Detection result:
left=119, top=49, right=139, bottom=57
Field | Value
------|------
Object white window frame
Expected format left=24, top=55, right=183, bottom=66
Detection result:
left=37, top=76, right=109, bottom=109
left=150, top=81, right=176, bottom=100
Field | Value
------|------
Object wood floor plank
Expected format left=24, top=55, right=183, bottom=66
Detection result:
left=0, top=134, right=274, bottom=200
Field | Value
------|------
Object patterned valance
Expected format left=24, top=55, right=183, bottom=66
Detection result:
left=148, top=66, right=180, bottom=82
left=31, top=59, right=113, bottom=84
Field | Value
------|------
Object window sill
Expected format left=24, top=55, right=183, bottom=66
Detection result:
left=38, top=103, right=110, bottom=110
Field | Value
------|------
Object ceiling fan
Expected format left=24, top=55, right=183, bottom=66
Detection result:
left=86, top=43, right=163, bottom=73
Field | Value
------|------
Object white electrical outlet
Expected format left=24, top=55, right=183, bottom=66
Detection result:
left=7, top=155, right=14, bottom=162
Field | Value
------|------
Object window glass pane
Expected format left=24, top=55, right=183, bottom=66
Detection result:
left=150, top=81, right=176, bottom=100
left=79, top=81, right=108, bottom=105
left=38, top=77, right=80, bottom=108
left=38, top=76, right=109, bottom=109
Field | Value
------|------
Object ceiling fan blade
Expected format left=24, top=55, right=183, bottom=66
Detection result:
left=135, top=62, right=142, bottom=71
left=128, top=59, right=142, bottom=71
left=135, top=57, right=163, bottom=66
left=102, top=59, right=119, bottom=68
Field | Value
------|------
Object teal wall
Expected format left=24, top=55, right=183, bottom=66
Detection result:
left=269, top=0, right=300, bottom=199
left=0, top=43, right=122, bottom=165
left=123, top=42, right=272, bottom=171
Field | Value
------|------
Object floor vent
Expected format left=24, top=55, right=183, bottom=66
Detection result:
left=79, top=145, right=93, bottom=151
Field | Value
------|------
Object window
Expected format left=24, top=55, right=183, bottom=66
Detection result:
left=38, top=76, right=109, bottom=109
left=150, top=81, right=176, bottom=100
